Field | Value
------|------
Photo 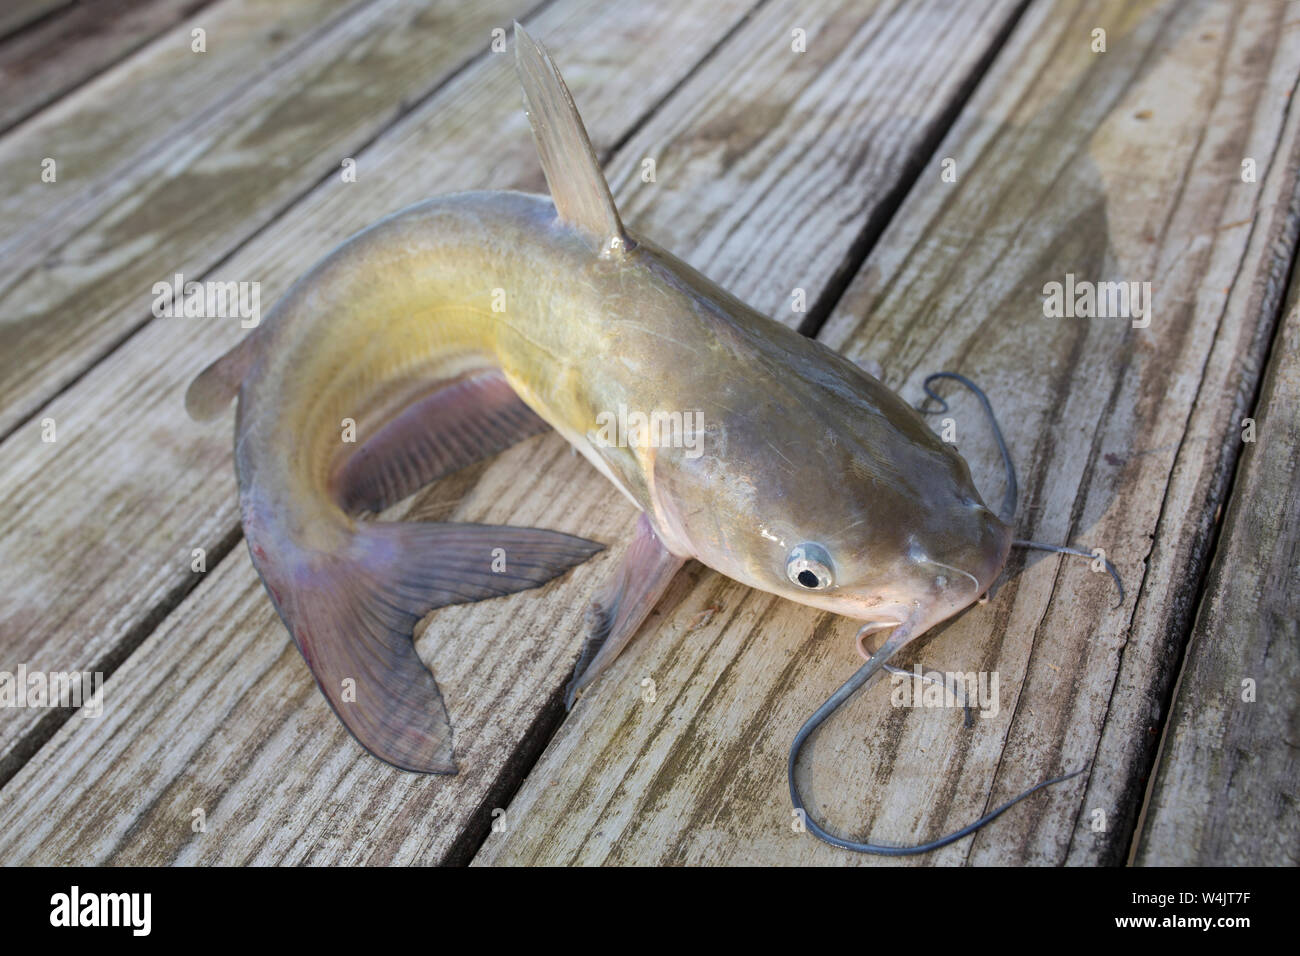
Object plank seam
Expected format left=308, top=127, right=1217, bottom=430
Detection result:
left=0, top=0, right=76, bottom=45
left=600, top=0, right=767, bottom=176
left=0, top=0, right=385, bottom=272
left=0, top=0, right=225, bottom=138
left=1121, top=65, right=1300, bottom=866
left=0, top=521, right=244, bottom=791
left=793, top=0, right=1035, bottom=340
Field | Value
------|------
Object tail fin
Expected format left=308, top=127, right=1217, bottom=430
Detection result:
left=261, top=521, right=603, bottom=772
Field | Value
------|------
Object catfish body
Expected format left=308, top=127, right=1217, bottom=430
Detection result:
left=188, top=25, right=1009, bottom=773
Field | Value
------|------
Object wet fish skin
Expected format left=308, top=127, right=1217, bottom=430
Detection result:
left=231, top=189, right=1008, bottom=633
left=186, top=24, right=1009, bottom=772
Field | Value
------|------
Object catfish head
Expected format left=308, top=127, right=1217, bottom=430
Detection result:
left=652, top=310, right=1013, bottom=647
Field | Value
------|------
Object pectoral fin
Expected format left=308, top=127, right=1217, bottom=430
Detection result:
left=514, top=21, right=628, bottom=254
left=565, top=513, right=685, bottom=708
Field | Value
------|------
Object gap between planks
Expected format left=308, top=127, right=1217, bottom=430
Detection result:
left=469, top=0, right=1300, bottom=866
left=0, top=0, right=1030, bottom=864
left=0, top=0, right=225, bottom=136
left=0, top=0, right=559, bottom=780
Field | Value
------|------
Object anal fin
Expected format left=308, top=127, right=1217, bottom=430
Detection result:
left=335, top=369, right=549, bottom=514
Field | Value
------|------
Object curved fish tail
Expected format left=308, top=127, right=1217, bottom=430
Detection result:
left=253, top=520, right=603, bottom=773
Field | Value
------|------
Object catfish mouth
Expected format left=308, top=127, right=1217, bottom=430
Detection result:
left=972, top=511, right=1015, bottom=597
left=848, top=513, right=1014, bottom=654
left=925, top=506, right=1014, bottom=606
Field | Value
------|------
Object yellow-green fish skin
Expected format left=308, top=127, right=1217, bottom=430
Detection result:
left=237, top=188, right=1008, bottom=641
left=189, top=21, right=1013, bottom=773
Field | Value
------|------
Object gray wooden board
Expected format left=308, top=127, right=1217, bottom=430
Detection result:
left=0, top=0, right=216, bottom=134
left=1132, top=254, right=1300, bottom=866
left=471, top=0, right=1300, bottom=865
left=0, top=0, right=538, bottom=436
left=0, top=0, right=1034, bottom=863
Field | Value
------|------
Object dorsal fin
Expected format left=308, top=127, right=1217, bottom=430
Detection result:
left=514, top=22, right=629, bottom=256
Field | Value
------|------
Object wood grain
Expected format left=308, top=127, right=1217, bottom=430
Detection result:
left=0, top=0, right=71, bottom=42
left=1132, top=262, right=1300, bottom=866
left=0, top=0, right=215, bottom=134
left=0, top=0, right=1031, bottom=863
left=0, top=0, right=536, bottom=776
left=0, top=0, right=534, bottom=436
left=473, top=0, right=1300, bottom=865
left=0, top=0, right=359, bottom=283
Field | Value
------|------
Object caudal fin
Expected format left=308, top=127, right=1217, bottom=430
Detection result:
left=261, top=521, right=603, bottom=772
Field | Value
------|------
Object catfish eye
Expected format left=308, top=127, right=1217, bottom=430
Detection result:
left=787, top=543, right=834, bottom=590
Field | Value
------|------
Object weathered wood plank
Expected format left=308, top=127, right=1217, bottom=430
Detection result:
left=0, top=0, right=71, bottom=42
left=472, top=0, right=1300, bottom=865
left=0, top=0, right=535, bottom=436
left=1054, top=0, right=1300, bottom=865
left=0, top=0, right=1029, bottom=863
left=0, top=0, right=537, bottom=775
left=1132, top=268, right=1300, bottom=866
left=0, top=0, right=359, bottom=269
left=0, top=0, right=765, bottom=858
left=0, top=0, right=215, bottom=134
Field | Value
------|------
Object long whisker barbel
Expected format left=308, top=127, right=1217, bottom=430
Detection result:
left=923, top=371, right=1123, bottom=608
left=1013, top=539, right=1125, bottom=608
left=856, top=624, right=976, bottom=728
left=787, top=621, right=1087, bottom=856
left=787, top=370, right=1119, bottom=855
left=922, top=371, right=1018, bottom=524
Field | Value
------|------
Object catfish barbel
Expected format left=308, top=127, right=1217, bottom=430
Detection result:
left=187, top=23, right=1119, bottom=854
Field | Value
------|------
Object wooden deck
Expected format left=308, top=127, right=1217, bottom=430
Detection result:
left=0, top=0, right=1296, bottom=866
